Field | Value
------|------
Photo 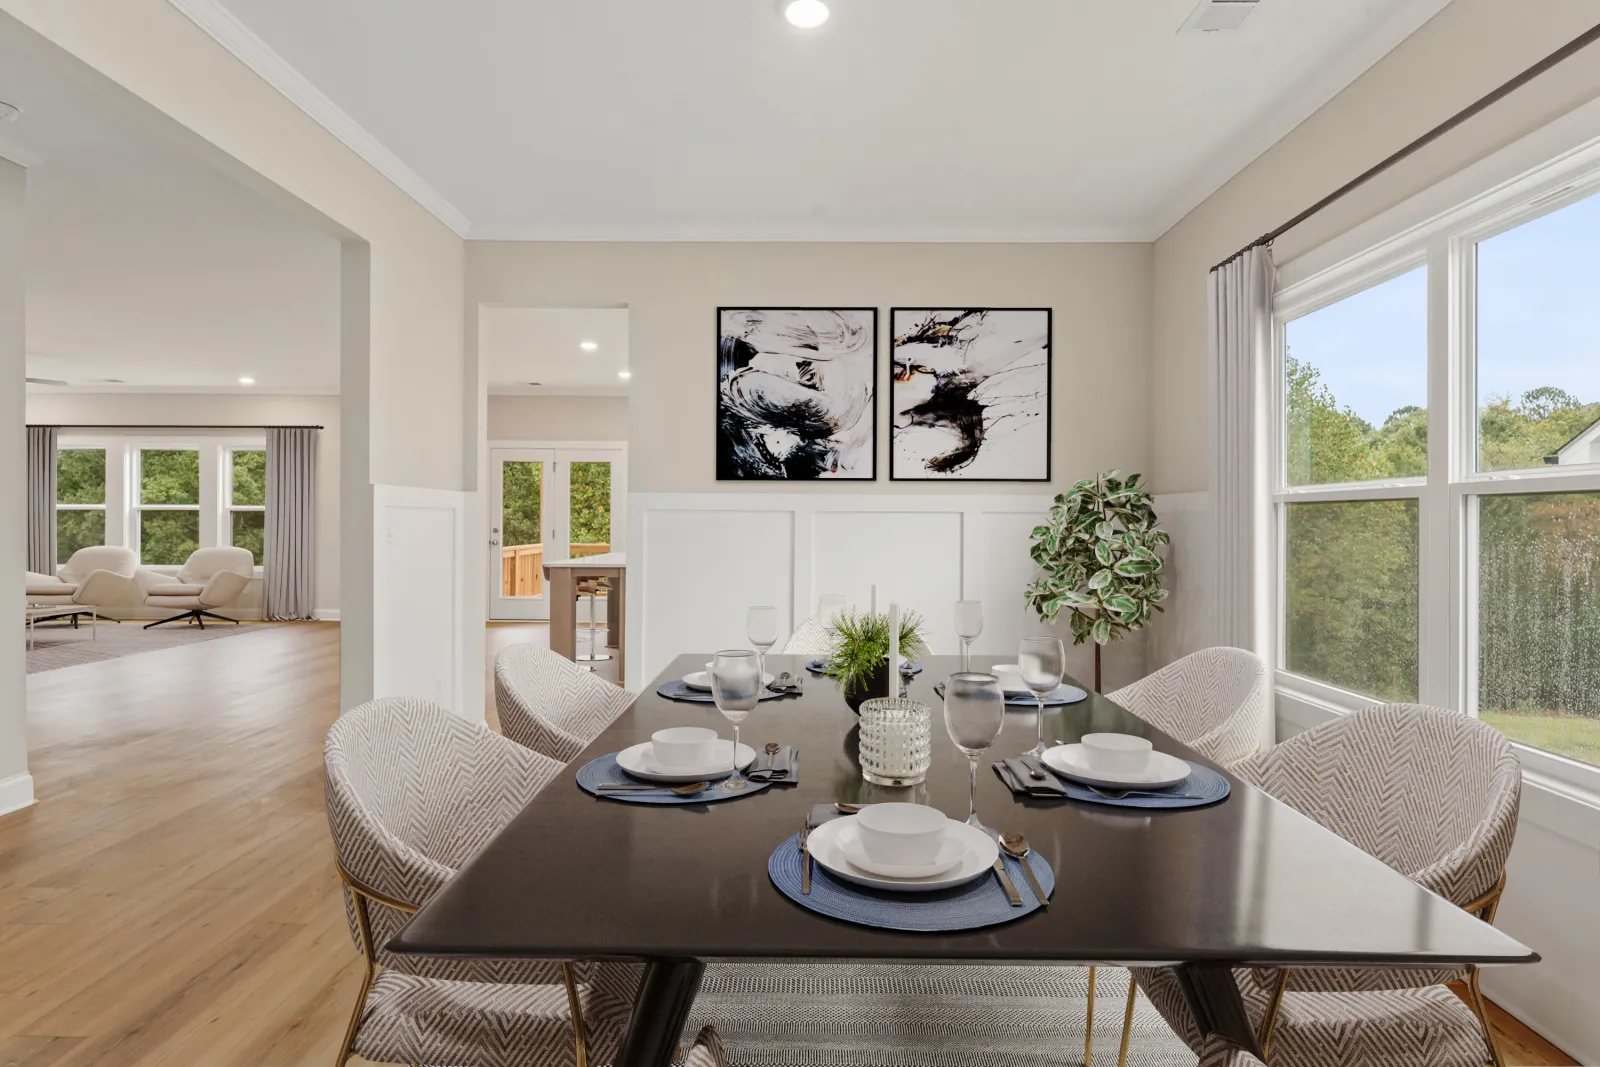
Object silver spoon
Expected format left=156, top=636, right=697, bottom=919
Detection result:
left=597, top=782, right=711, bottom=795
left=998, top=832, right=1050, bottom=907
left=834, top=802, right=864, bottom=814
left=765, top=742, right=781, bottom=756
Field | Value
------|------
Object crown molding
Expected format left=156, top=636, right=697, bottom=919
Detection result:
left=1147, top=0, right=1456, bottom=240
left=488, top=384, right=630, bottom=398
left=466, top=222, right=1159, bottom=244
left=165, top=0, right=471, bottom=237
left=25, top=383, right=340, bottom=396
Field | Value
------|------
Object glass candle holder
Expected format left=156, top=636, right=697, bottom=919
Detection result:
left=858, top=697, right=932, bottom=787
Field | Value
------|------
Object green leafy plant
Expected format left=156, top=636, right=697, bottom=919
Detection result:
left=1025, top=470, right=1169, bottom=688
left=822, top=609, right=929, bottom=694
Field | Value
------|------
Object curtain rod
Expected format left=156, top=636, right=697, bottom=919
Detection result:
left=34, top=424, right=324, bottom=431
left=1212, top=19, right=1600, bottom=273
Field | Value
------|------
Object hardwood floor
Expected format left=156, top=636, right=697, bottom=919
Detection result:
left=0, top=622, right=1577, bottom=1066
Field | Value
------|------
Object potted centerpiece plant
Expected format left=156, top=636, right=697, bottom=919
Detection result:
left=1025, top=470, right=1169, bottom=691
left=822, top=609, right=929, bottom=713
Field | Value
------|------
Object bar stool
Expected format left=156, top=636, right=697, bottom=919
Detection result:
left=576, top=577, right=611, bottom=664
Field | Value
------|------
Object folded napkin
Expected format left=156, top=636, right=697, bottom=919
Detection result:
left=747, top=745, right=800, bottom=784
left=767, top=672, right=804, bottom=694
left=993, top=756, right=1070, bottom=798
left=807, top=802, right=846, bottom=828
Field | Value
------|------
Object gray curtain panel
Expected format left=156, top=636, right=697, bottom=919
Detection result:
left=263, top=426, right=319, bottom=621
left=26, top=425, right=58, bottom=574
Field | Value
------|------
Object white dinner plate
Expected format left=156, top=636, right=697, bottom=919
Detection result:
left=615, top=740, right=756, bottom=783
left=807, top=817, right=997, bottom=893
left=1041, top=744, right=1191, bottom=790
left=682, top=671, right=776, bottom=692
left=838, top=828, right=966, bottom=879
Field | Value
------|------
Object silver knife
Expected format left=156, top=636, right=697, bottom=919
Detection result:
left=991, top=857, right=1023, bottom=906
left=801, top=823, right=813, bottom=895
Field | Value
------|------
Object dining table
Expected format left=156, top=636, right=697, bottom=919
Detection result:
left=390, top=653, right=1538, bottom=1067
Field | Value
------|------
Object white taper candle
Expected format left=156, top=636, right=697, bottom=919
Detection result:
left=888, top=602, right=900, bottom=700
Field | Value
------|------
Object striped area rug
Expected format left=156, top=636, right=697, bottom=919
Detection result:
left=688, top=964, right=1195, bottom=1066
left=24, top=619, right=269, bottom=673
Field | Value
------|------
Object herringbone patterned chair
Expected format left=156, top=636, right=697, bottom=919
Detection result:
left=494, top=643, right=633, bottom=762
left=779, top=614, right=834, bottom=657
left=1107, top=647, right=1270, bottom=768
left=325, top=697, right=725, bottom=1067
left=1121, top=702, right=1521, bottom=1067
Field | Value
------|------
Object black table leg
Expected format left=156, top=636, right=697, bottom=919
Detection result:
left=616, top=958, right=706, bottom=1067
left=1174, top=963, right=1265, bottom=1060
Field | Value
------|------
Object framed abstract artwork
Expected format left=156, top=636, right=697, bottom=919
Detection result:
left=717, top=307, right=878, bottom=480
left=889, top=308, right=1052, bottom=481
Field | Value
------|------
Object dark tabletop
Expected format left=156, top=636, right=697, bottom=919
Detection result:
left=391, top=654, right=1537, bottom=970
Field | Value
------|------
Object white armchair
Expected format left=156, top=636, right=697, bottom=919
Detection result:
left=141, top=546, right=255, bottom=629
left=26, top=545, right=139, bottom=627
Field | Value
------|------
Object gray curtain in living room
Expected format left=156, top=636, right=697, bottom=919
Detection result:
left=263, top=426, right=318, bottom=621
left=26, top=425, right=57, bottom=574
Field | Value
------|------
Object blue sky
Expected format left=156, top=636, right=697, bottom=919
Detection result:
left=1286, top=190, right=1600, bottom=427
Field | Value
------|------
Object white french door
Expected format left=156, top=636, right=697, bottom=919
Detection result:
left=488, top=445, right=625, bottom=621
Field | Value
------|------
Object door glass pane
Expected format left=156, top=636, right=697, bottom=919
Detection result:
left=501, top=461, right=544, bottom=598
left=232, top=511, right=265, bottom=564
left=140, top=449, right=200, bottom=505
left=1284, top=499, right=1419, bottom=701
left=232, top=450, right=266, bottom=506
left=1478, top=492, right=1600, bottom=766
left=58, top=449, right=106, bottom=504
left=57, top=509, right=106, bottom=564
left=140, top=510, right=199, bottom=566
left=1284, top=267, right=1428, bottom=486
left=570, top=461, right=611, bottom=557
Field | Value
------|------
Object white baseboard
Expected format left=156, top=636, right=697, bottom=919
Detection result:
left=0, top=772, right=36, bottom=817
left=313, top=609, right=340, bottom=621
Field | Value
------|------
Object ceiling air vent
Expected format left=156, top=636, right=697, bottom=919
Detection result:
left=1183, top=0, right=1259, bottom=33
left=26, top=377, right=68, bottom=386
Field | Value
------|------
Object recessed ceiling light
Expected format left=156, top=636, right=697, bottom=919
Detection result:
left=0, top=101, right=20, bottom=123
left=238, top=376, right=256, bottom=385
left=580, top=340, right=598, bottom=352
left=618, top=370, right=632, bottom=380
left=784, top=0, right=829, bottom=29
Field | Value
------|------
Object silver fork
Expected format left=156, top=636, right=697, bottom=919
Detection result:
left=1086, top=784, right=1204, bottom=800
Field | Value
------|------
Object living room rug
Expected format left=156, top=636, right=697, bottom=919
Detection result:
left=24, top=618, right=269, bottom=673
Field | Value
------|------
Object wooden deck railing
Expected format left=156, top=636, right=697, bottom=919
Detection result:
left=501, top=542, right=610, bottom=598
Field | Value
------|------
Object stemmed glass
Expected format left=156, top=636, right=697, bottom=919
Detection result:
left=747, top=606, right=779, bottom=684
left=943, top=672, right=1006, bottom=830
left=816, top=594, right=846, bottom=623
left=1019, top=636, right=1066, bottom=758
left=710, top=650, right=762, bottom=792
left=954, top=600, right=983, bottom=670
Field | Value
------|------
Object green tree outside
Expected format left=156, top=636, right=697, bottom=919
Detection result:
left=139, top=449, right=200, bottom=566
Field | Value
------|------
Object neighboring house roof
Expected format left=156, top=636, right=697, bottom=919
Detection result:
left=1546, top=415, right=1600, bottom=465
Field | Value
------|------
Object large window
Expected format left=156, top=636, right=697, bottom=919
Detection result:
left=1276, top=175, right=1600, bottom=774
left=228, top=449, right=266, bottom=564
left=55, top=448, right=107, bottom=565
left=136, top=448, right=201, bottom=566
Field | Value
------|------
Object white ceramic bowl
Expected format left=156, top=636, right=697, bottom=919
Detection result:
left=1081, top=732, right=1154, bottom=775
left=650, top=727, right=718, bottom=769
left=990, top=663, right=1028, bottom=694
left=854, top=803, right=948, bottom=867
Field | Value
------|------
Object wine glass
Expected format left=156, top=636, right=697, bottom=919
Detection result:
left=943, top=672, right=1006, bottom=830
left=1019, top=636, right=1066, bottom=758
left=747, top=605, right=779, bottom=683
left=954, top=600, right=983, bottom=670
left=710, top=650, right=762, bottom=792
left=816, top=594, right=846, bottom=623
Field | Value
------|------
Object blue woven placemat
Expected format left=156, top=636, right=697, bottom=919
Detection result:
left=656, top=679, right=794, bottom=703
left=768, top=834, right=1054, bottom=931
left=806, top=659, right=924, bottom=677
left=933, top=682, right=1088, bottom=707
left=576, top=752, right=773, bottom=805
left=994, top=759, right=1230, bottom=811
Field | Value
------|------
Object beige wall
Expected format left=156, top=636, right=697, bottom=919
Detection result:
left=24, top=392, right=341, bottom=615
left=1150, top=0, right=1600, bottom=493
left=468, top=242, right=1153, bottom=493
left=487, top=395, right=628, bottom=442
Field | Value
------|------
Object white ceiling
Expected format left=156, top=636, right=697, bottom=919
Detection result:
left=195, top=0, right=1453, bottom=242
left=482, top=307, right=631, bottom=395
left=1, top=24, right=341, bottom=393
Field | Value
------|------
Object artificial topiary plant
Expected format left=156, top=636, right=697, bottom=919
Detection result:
left=822, top=608, right=929, bottom=712
left=1025, top=470, right=1169, bottom=691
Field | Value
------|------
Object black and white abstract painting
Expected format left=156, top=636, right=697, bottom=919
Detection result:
left=717, top=308, right=877, bottom=480
left=890, top=308, right=1052, bottom=480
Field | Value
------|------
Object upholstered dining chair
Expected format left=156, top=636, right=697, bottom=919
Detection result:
left=779, top=614, right=834, bottom=656
left=1118, top=702, right=1521, bottom=1067
left=1107, top=647, right=1270, bottom=768
left=324, top=696, right=726, bottom=1067
left=25, top=544, right=138, bottom=626
left=140, top=545, right=255, bottom=628
left=494, top=642, right=634, bottom=762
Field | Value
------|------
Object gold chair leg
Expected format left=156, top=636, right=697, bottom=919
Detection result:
left=1117, top=975, right=1137, bottom=1067
left=562, top=961, right=590, bottom=1067
left=336, top=890, right=379, bottom=1067
left=1084, top=965, right=1096, bottom=1065
left=1258, top=969, right=1290, bottom=1062
left=1464, top=965, right=1505, bottom=1067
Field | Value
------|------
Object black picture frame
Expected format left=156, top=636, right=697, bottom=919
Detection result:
left=716, top=307, right=880, bottom=481
left=888, top=307, right=1053, bottom=482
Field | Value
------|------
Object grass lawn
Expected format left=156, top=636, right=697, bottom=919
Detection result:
left=1478, top=709, right=1600, bottom=768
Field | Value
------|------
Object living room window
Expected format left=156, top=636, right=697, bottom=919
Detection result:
left=55, top=447, right=107, bottom=565
left=227, top=448, right=267, bottom=564
left=135, top=448, right=201, bottom=566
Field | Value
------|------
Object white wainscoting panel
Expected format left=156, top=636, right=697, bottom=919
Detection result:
left=372, top=484, right=469, bottom=717
left=627, top=492, right=1196, bottom=690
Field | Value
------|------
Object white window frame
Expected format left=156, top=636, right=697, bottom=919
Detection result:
left=1271, top=117, right=1600, bottom=800
left=52, top=442, right=111, bottom=567
left=224, top=446, right=267, bottom=561
left=132, top=443, right=206, bottom=569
